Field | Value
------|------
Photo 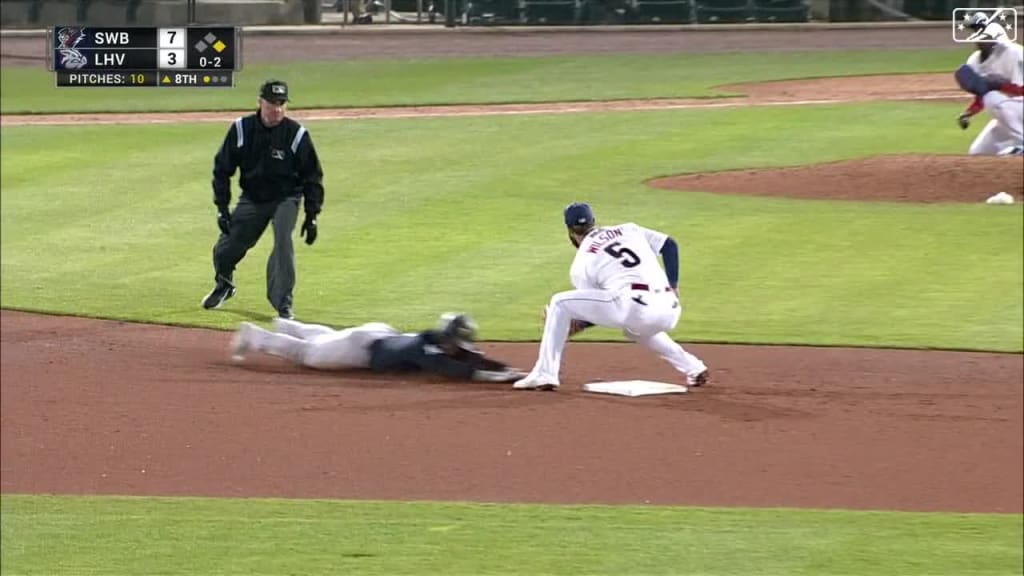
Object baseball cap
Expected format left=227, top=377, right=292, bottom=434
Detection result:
left=564, top=202, right=595, bottom=227
left=259, top=79, right=289, bottom=103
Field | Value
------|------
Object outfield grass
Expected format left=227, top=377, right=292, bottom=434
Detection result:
left=1, top=101, right=1021, bottom=351
left=1, top=495, right=1020, bottom=576
left=0, top=49, right=964, bottom=114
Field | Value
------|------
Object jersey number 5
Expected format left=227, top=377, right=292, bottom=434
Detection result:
left=604, top=241, right=641, bottom=268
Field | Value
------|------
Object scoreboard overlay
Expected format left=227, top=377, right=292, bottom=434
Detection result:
left=48, top=26, right=241, bottom=88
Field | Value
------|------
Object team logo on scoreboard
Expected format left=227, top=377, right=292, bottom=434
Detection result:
left=56, top=26, right=88, bottom=70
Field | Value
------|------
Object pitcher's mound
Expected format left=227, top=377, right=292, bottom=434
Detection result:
left=648, top=154, right=1023, bottom=203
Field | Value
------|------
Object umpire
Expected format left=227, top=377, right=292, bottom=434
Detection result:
left=202, top=79, right=325, bottom=319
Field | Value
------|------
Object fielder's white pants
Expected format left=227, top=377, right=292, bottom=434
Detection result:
left=970, top=94, right=1024, bottom=155
left=248, top=319, right=399, bottom=370
left=527, top=287, right=706, bottom=383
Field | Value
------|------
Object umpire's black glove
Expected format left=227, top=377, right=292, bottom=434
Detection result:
left=301, top=213, right=318, bottom=246
left=217, top=209, right=231, bottom=236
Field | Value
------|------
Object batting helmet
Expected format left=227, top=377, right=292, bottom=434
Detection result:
left=437, top=312, right=478, bottom=349
left=967, top=12, right=989, bottom=30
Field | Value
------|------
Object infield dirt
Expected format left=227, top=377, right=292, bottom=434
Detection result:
left=2, top=29, right=1022, bottom=513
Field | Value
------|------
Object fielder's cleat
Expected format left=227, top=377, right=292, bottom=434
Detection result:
left=277, top=306, right=295, bottom=320
left=230, top=322, right=257, bottom=362
left=202, top=277, right=236, bottom=310
left=513, top=373, right=560, bottom=391
left=687, top=369, right=709, bottom=387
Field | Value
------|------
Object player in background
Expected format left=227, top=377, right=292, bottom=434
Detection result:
left=513, top=203, right=709, bottom=391
left=229, top=312, right=526, bottom=383
left=956, top=14, right=1024, bottom=156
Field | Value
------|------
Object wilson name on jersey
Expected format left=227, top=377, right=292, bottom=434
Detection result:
left=570, top=223, right=671, bottom=291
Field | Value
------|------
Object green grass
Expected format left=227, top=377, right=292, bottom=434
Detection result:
left=0, top=49, right=964, bottom=114
left=1, top=495, right=1020, bottom=576
left=2, top=101, right=1021, bottom=351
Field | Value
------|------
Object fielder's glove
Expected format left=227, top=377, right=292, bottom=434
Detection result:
left=957, top=112, right=972, bottom=130
left=217, top=209, right=231, bottom=236
left=569, top=319, right=593, bottom=337
left=301, top=214, right=318, bottom=246
left=542, top=306, right=593, bottom=337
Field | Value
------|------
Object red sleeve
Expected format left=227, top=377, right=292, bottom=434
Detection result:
left=999, top=83, right=1024, bottom=97
left=964, top=96, right=984, bottom=116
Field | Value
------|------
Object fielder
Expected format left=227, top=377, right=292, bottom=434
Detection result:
left=230, top=312, right=526, bottom=383
left=513, top=203, right=709, bottom=391
left=955, top=14, right=1024, bottom=156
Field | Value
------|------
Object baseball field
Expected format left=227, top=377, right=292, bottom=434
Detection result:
left=1, top=25, right=1022, bottom=575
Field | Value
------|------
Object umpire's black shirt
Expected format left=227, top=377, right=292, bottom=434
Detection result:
left=212, top=112, right=325, bottom=215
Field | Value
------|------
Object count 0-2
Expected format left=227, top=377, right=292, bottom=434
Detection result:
left=199, top=56, right=222, bottom=68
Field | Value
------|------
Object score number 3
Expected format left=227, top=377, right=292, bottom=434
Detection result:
left=159, top=48, right=185, bottom=69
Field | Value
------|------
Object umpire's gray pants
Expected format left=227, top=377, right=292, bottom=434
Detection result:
left=212, top=195, right=299, bottom=312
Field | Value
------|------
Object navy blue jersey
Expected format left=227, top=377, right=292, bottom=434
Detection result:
left=367, top=330, right=477, bottom=380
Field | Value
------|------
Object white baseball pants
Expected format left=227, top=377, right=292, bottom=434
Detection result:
left=527, top=286, right=707, bottom=383
left=970, top=94, right=1024, bottom=155
left=249, top=319, right=399, bottom=370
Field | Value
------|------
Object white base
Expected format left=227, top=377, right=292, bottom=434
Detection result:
left=985, top=192, right=1016, bottom=205
left=583, top=380, right=688, bottom=397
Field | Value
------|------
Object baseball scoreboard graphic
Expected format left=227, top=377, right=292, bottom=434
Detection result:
left=48, top=26, right=241, bottom=87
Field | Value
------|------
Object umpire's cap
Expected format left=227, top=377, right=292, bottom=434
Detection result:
left=564, top=202, right=595, bottom=228
left=260, top=79, right=289, bottom=104
left=437, top=312, right=478, bottom=349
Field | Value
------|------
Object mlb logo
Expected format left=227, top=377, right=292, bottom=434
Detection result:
left=952, top=7, right=1017, bottom=43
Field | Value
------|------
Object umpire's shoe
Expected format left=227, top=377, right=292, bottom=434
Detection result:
left=202, top=276, right=236, bottom=309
